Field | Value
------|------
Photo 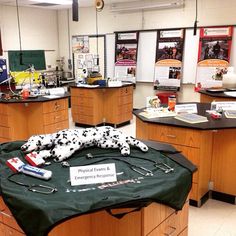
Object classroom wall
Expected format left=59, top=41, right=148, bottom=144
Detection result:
left=0, top=5, right=59, bottom=69
left=58, top=0, right=236, bottom=64
left=57, top=0, right=236, bottom=108
left=1, top=1, right=236, bottom=108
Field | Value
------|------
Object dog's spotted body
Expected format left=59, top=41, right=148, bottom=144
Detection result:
left=21, top=126, right=149, bottom=162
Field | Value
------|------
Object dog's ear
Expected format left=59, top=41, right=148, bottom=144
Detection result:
left=37, top=140, right=42, bottom=146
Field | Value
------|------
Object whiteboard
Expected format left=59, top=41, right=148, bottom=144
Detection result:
left=136, top=31, right=157, bottom=82
left=182, top=29, right=200, bottom=84
left=106, top=33, right=115, bottom=79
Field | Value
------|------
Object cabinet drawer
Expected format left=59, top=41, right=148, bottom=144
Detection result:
left=117, top=103, right=133, bottom=115
left=0, top=222, right=4, bottom=235
left=147, top=214, right=179, bottom=236
left=115, top=112, right=132, bottom=124
left=147, top=202, right=188, bottom=236
left=148, top=124, right=201, bottom=148
left=43, top=110, right=68, bottom=126
left=178, top=227, right=188, bottom=236
left=71, top=106, right=93, bottom=116
left=0, top=126, right=11, bottom=139
left=0, top=222, right=25, bottom=235
left=0, top=104, right=9, bottom=115
left=143, top=203, right=175, bottom=235
left=43, top=99, right=67, bottom=113
left=71, top=88, right=94, bottom=97
left=0, top=198, right=6, bottom=211
left=0, top=137, right=11, bottom=143
left=118, top=94, right=133, bottom=105
left=119, top=86, right=133, bottom=96
left=72, top=114, right=95, bottom=125
left=0, top=115, right=9, bottom=127
left=71, top=97, right=93, bottom=107
left=0, top=198, right=24, bottom=233
left=44, top=120, right=69, bottom=134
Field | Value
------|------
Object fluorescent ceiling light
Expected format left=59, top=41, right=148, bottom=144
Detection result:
left=30, top=0, right=72, bottom=5
left=111, top=0, right=184, bottom=13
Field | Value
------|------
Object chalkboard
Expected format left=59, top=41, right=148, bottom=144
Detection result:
left=8, top=50, right=46, bottom=71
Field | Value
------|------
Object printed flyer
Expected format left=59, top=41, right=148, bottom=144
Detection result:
left=114, top=32, right=139, bottom=83
left=195, top=26, right=233, bottom=91
left=72, top=35, right=89, bottom=53
left=154, top=29, right=185, bottom=90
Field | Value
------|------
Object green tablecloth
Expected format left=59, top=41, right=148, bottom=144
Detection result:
left=0, top=141, right=195, bottom=236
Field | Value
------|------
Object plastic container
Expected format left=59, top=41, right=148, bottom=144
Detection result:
left=168, top=95, right=176, bottom=111
left=22, top=89, right=30, bottom=99
left=156, top=92, right=178, bottom=104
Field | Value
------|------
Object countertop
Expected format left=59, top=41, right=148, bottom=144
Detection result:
left=133, top=103, right=236, bottom=130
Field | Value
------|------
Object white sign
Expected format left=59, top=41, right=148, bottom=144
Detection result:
left=175, top=104, right=198, bottom=114
left=203, top=27, right=230, bottom=36
left=118, top=32, right=137, bottom=40
left=211, top=101, right=236, bottom=111
left=70, top=163, right=117, bottom=186
left=160, top=29, right=183, bottom=38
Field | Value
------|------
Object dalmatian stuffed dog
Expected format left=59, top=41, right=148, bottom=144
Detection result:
left=21, top=126, right=149, bottom=162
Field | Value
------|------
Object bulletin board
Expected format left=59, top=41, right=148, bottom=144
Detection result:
left=72, top=35, right=106, bottom=80
left=8, top=50, right=46, bottom=71
left=105, top=26, right=236, bottom=85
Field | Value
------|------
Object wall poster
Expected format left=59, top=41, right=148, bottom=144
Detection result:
left=114, top=31, right=139, bottom=83
left=72, top=35, right=106, bottom=82
left=154, top=29, right=185, bottom=90
left=72, top=36, right=89, bottom=53
left=195, top=26, right=233, bottom=91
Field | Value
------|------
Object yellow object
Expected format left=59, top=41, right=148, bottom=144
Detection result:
left=87, top=76, right=103, bottom=85
left=11, top=71, right=41, bottom=85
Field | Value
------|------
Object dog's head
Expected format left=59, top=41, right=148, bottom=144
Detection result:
left=21, top=134, right=54, bottom=152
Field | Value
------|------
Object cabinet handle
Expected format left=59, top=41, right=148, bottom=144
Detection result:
left=0, top=210, right=11, bottom=218
left=54, top=105, right=61, bottom=111
left=166, top=134, right=176, bottom=138
left=163, top=226, right=177, bottom=236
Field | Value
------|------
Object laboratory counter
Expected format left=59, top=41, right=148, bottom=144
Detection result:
left=0, top=93, right=70, bottom=142
left=134, top=103, right=236, bottom=206
left=199, top=89, right=236, bottom=102
left=70, top=84, right=134, bottom=127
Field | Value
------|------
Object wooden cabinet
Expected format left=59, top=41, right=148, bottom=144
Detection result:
left=71, top=88, right=104, bottom=126
left=147, top=203, right=188, bottom=236
left=0, top=198, right=24, bottom=235
left=70, top=85, right=133, bottom=127
left=103, top=86, right=133, bottom=125
left=200, top=93, right=236, bottom=103
left=0, top=97, right=69, bottom=142
left=0, top=196, right=188, bottom=236
left=211, top=129, right=236, bottom=196
left=50, top=201, right=189, bottom=236
left=136, top=118, right=213, bottom=206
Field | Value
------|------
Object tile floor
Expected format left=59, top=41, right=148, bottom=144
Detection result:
left=69, top=84, right=236, bottom=236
